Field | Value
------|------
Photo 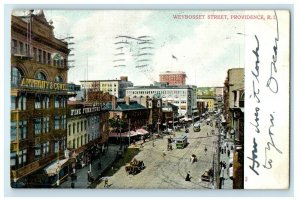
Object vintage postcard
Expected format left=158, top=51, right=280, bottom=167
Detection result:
left=9, top=9, right=290, bottom=189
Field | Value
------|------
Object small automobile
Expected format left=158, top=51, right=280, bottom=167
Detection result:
left=193, top=123, right=201, bottom=132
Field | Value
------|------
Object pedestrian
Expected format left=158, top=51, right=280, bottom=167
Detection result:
left=104, top=178, right=109, bottom=188
left=185, top=171, right=191, bottom=181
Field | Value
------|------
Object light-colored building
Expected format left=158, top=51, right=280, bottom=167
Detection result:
left=159, top=71, right=186, bottom=86
left=80, top=76, right=133, bottom=98
left=126, top=82, right=197, bottom=117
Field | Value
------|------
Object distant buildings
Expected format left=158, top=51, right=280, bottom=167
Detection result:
left=159, top=71, right=186, bottom=86
left=196, top=87, right=224, bottom=113
left=80, top=76, right=133, bottom=98
left=126, top=82, right=197, bottom=118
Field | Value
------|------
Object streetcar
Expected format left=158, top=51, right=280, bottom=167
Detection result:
left=174, top=134, right=188, bottom=149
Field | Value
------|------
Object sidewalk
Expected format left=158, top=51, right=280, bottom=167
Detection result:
left=219, top=139, right=234, bottom=189
left=59, top=144, right=120, bottom=189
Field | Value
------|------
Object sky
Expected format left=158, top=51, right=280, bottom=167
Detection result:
left=14, top=10, right=246, bottom=87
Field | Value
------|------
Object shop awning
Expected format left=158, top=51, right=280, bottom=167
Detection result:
left=44, top=159, right=69, bottom=176
left=136, top=128, right=149, bottom=135
left=109, top=131, right=139, bottom=138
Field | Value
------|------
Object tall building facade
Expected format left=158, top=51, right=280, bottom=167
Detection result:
left=223, top=68, right=244, bottom=189
left=125, top=82, right=197, bottom=117
left=10, top=10, right=73, bottom=187
left=159, top=71, right=186, bottom=86
left=80, top=76, right=133, bottom=98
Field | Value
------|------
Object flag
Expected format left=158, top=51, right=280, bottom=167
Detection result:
left=172, top=54, right=177, bottom=60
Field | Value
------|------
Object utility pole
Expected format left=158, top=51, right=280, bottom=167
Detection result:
left=128, top=119, right=131, bottom=145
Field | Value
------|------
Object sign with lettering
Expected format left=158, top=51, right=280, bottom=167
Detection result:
left=20, top=78, right=68, bottom=91
left=70, top=106, right=101, bottom=116
left=244, top=10, right=289, bottom=189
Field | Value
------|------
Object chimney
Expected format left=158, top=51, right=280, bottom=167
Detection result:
left=125, top=96, right=130, bottom=105
left=112, top=95, right=117, bottom=110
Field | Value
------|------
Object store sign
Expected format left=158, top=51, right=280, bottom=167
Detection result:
left=70, top=106, right=101, bottom=116
left=20, top=78, right=68, bottom=91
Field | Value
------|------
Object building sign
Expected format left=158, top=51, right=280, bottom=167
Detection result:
left=20, top=78, right=68, bottom=91
left=70, top=106, right=101, bottom=116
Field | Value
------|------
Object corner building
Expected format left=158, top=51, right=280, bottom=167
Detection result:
left=10, top=10, right=72, bottom=187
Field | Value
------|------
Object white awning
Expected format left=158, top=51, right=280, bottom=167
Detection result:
left=44, top=159, right=69, bottom=176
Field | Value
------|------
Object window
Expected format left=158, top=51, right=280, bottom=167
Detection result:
left=18, top=95, right=26, bottom=110
left=77, top=122, right=79, bottom=133
left=84, top=120, right=87, bottom=130
left=42, top=142, right=49, bottom=156
left=73, top=123, right=75, bottom=134
left=11, top=121, right=17, bottom=141
left=11, top=121, right=27, bottom=141
left=19, top=120, right=27, bottom=140
left=12, top=39, right=17, bottom=54
left=55, top=75, right=63, bottom=83
left=18, top=149, right=27, bottom=167
left=61, top=115, right=66, bottom=130
left=77, top=137, right=80, bottom=148
left=73, top=139, right=75, bottom=149
left=34, top=144, right=41, bottom=159
left=43, top=51, right=46, bottom=64
left=68, top=124, right=71, bottom=136
left=11, top=96, right=16, bottom=110
left=81, top=136, right=83, bottom=146
left=19, top=42, right=24, bottom=54
left=55, top=96, right=60, bottom=108
left=54, top=141, right=59, bottom=153
left=43, top=117, right=49, bottom=133
left=11, top=67, right=23, bottom=87
left=35, top=96, right=41, bottom=109
left=25, top=44, right=29, bottom=55
left=34, top=118, right=42, bottom=135
left=47, top=52, right=51, bottom=65
left=54, top=116, right=60, bottom=130
left=10, top=152, right=17, bottom=169
left=38, top=49, right=42, bottom=63
left=35, top=72, right=46, bottom=80
left=61, top=98, right=66, bottom=108
left=81, top=121, right=83, bottom=132
left=43, top=96, right=49, bottom=109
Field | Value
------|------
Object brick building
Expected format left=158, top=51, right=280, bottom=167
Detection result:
left=159, top=71, right=186, bottom=86
left=10, top=10, right=74, bottom=187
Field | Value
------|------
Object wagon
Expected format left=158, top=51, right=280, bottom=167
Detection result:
left=125, top=158, right=145, bottom=175
left=201, top=168, right=213, bottom=182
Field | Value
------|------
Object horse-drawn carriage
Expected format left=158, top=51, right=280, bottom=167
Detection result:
left=125, top=158, right=145, bottom=175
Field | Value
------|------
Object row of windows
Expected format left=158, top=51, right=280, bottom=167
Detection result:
left=68, top=132, right=98, bottom=149
left=10, top=139, right=67, bottom=170
left=11, top=39, right=66, bottom=68
left=68, top=116, right=99, bottom=136
left=11, top=95, right=66, bottom=111
left=127, top=90, right=188, bottom=95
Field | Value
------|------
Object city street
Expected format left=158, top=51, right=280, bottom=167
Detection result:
left=96, top=119, right=232, bottom=189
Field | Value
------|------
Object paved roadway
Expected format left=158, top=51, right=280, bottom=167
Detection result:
left=96, top=121, right=222, bottom=189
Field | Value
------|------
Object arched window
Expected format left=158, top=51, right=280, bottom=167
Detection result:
left=11, top=67, right=23, bottom=87
left=55, top=75, right=63, bottom=83
left=35, top=72, right=47, bottom=80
